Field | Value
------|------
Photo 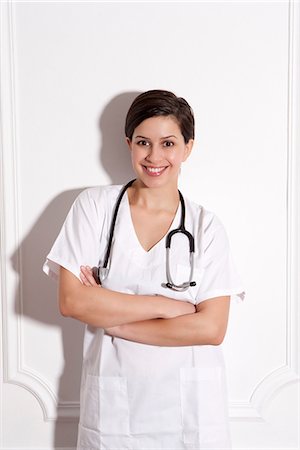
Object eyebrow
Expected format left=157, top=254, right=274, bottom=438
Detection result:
left=134, top=135, right=178, bottom=140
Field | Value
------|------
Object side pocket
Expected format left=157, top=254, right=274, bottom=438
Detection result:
left=180, top=367, right=230, bottom=446
left=99, top=376, right=130, bottom=436
left=77, top=424, right=100, bottom=449
left=80, top=374, right=101, bottom=431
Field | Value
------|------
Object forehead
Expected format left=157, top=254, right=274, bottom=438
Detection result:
left=133, top=116, right=181, bottom=137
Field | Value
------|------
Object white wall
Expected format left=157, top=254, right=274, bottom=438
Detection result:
left=0, top=1, right=299, bottom=449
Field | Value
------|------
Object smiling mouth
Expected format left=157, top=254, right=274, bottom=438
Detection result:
left=143, top=166, right=168, bottom=176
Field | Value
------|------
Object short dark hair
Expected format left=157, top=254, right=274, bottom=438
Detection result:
left=125, top=89, right=195, bottom=144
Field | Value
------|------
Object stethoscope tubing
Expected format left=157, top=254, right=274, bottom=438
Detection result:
left=103, top=179, right=135, bottom=269
left=93, top=179, right=196, bottom=291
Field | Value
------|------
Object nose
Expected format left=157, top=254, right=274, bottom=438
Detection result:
left=146, top=143, right=163, bottom=164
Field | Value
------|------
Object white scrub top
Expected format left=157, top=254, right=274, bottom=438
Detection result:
left=43, top=184, right=245, bottom=450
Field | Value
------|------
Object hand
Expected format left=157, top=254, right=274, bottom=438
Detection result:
left=80, top=265, right=101, bottom=288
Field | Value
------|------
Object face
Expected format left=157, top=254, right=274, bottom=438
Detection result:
left=127, top=115, right=193, bottom=189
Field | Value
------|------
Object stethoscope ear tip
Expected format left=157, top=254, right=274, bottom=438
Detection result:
left=190, top=281, right=196, bottom=287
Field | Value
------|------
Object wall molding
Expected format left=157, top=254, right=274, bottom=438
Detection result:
left=229, top=365, right=299, bottom=421
left=285, top=0, right=299, bottom=377
left=0, top=448, right=75, bottom=450
left=0, top=0, right=79, bottom=422
left=0, top=0, right=299, bottom=424
left=231, top=0, right=300, bottom=421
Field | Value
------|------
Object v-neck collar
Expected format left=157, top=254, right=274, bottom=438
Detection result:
left=123, top=190, right=181, bottom=255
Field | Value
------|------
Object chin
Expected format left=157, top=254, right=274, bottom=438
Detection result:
left=136, top=173, right=178, bottom=190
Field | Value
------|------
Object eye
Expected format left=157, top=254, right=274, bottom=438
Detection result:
left=137, top=140, right=150, bottom=146
left=163, top=140, right=174, bottom=147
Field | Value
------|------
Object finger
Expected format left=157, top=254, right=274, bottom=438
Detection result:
left=79, top=268, right=92, bottom=287
left=81, top=266, right=99, bottom=287
left=80, top=266, right=96, bottom=287
left=85, top=266, right=99, bottom=286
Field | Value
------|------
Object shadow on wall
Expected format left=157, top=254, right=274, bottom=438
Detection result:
left=99, top=91, right=138, bottom=184
left=11, top=91, right=140, bottom=449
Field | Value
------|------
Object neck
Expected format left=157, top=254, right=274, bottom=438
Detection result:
left=128, top=179, right=180, bottom=212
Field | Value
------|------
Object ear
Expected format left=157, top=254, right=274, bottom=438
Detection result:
left=126, top=137, right=132, bottom=151
left=182, top=139, right=194, bottom=162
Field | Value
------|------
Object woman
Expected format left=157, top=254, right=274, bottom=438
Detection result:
left=43, top=89, right=244, bottom=450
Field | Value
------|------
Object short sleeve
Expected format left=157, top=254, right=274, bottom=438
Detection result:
left=43, top=187, right=105, bottom=281
left=196, top=214, right=245, bottom=304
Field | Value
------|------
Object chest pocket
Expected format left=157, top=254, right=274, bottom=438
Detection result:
left=175, top=264, right=203, bottom=303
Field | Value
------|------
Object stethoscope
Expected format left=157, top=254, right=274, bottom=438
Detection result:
left=92, top=179, right=196, bottom=292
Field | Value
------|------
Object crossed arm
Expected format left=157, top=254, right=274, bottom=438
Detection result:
left=59, top=266, right=230, bottom=347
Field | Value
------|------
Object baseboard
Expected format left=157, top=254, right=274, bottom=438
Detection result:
left=0, top=448, right=75, bottom=450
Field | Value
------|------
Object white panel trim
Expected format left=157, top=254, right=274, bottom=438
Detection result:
left=0, top=1, right=4, bottom=439
left=286, top=0, right=300, bottom=377
left=250, top=365, right=299, bottom=415
left=232, top=0, right=300, bottom=421
left=0, top=0, right=79, bottom=422
left=0, top=448, right=75, bottom=450
left=0, top=2, right=4, bottom=439
left=236, top=0, right=300, bottom=421
left=230, top=365, right=299, bottom=420
left=0, top=0, right=298, bottom=424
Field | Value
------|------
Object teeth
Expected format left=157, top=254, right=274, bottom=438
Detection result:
left=146, top=167, right=165, bottom=173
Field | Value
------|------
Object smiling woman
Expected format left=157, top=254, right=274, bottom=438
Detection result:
left=43, top=89, right=245, bottom=450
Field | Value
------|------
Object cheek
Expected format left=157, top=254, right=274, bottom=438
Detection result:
left=131, top=148, right=146, bottom=167
left=168, top=151, right=185, bottom=165
left=130, top=148, right=140, bottom=161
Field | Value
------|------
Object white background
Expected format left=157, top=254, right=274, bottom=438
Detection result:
left=0, top=1, right=299, bottom=449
